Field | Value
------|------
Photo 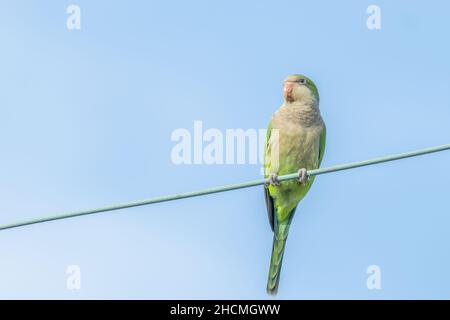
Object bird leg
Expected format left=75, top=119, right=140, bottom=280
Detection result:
left=297, top=168, right=310, bottom=185
left=266, top=173, right=280, bottom=187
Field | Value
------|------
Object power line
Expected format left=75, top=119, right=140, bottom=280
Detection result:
left=1, top=143, right=449, bottom=231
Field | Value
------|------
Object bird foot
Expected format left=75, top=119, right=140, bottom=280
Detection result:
left=298, top=168, right=310, bottom=185
left=266, top=173, right=280, bottom=187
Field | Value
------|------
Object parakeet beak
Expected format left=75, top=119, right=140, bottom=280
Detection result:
left=283, top=81, right=294, bottom=102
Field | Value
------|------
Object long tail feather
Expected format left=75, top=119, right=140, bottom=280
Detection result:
left=266, top=222, right=290, bottom=295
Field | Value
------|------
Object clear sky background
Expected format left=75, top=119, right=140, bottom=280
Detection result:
left=1, top=0, right=450, bottom=299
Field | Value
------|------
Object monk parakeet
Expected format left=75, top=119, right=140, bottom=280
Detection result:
left=264, top=74, right=326, bottom=294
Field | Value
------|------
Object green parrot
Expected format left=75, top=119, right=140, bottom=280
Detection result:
left=264, top=74, right=326, bottom=295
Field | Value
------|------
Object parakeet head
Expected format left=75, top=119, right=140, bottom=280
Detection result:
left=283, top=74, right=319, bottom=105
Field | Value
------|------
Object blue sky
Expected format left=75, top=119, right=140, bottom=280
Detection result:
left=1, top=0, right=450, bottom=299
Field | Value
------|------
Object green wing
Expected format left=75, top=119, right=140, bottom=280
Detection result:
left=318, top=124, right=326, bottom=166
left=264, top=120, right=275, bottom=231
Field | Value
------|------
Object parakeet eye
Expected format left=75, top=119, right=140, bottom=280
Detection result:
left=298, top=78, right=306, bottom=84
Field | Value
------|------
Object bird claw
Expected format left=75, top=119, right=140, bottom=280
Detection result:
left=266, top=173, right=280, bottom=187
left=298, top=168, right=310, bottom=185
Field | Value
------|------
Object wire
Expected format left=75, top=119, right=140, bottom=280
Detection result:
left=1, top=143, right=449, bottom=231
